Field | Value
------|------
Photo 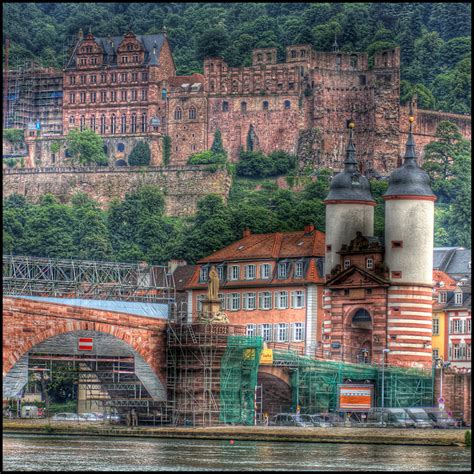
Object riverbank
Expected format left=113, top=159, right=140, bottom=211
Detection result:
left=2, top=419, right=469, bottom=446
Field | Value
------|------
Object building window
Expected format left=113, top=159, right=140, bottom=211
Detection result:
left=110, top=91, right=117, bottom=102
left=90, top=115, right=96, bottom=131
left=277, top=323, right=289, bottom=342
left=161, top=88, right=167, bottom=100
left=326, top=245, right=332, bottom=252
left=121, top=114, right=127, bottom=134
left=261, top=323, right=272, bottom=342
left=291, top=50, right=297, bottom=58
left=133, top=54, right=139, bottom=63
left=79, top=115, right=85, bottom=131
left=174, top=107, right=182, bottom=121
left=295, top=262, right=304, bottom=278
left=110, top=114, right=117, bottom=134
left=218, top=293, right=226, bottom=310
left=392, top=241, right=403, bottom=248
left=121, top=90, right=127, bottom=101
left=100, top=91, right=107, bottom=102
left=141, top=113, right=147, bottom=133
left=344, top=259, right=351, bottom=270
left=199, top=267, right=208, bottom=283
left=359, top=75, right=366, bottom=86
left=141, top=89, right=148, bottom=101
left=69, top=115, right=75, bottom=125
left=366, top=288, right=372, bottom=296
left=391, top=271, right=402, bottom=279
left=467, top=343, right=471, bottom=360
left=244, top=265, right=256, bottom=280
left=344, top=289, right=350, bottom=296
left=90, top=92, right=96, bottom=103
left=276, top=291, right=288, bottom=309
left=293, top=322, right=304, bottom=342
left=100, top=73, right=106, bottom=83
left=291, top=290, right=305, bottom=309
left=229, top=265, right=240, bottom=281
left=217, top=266, right=225, bottom=281
left=278, top=263, right=288, bottom=279
left=246, top=324, right=256, bottom=337
left=454, top=292, right=463, bottom=305
left=80, top=92, right=86, bottom=103
left=432, top=349, right=439, bottom=360
left=222, top=101, right=229, bottom=112
left=131, top=114, right=137, bottom=133
left=438, top=292, right=447, bottom=303
left=80, top=75, right=86, bottom=84
left=131, top=90, right=138, bottom=101
left=131, top=72, right=138, bottom=82
left=288, top=82, right=294, bottom=90
left=366, top=258, right=374, bottom=269
left=263, top=101, right=269, bottom=110
left=142, top=72, right=148, bottom=82
left=69, top=76, right=76, bottom=85
left=197, top=295, right=205, bottom=313
left=259, top=292, right=272, bottom=310
left=260, top=264, right=271, bottom=279
left=189, top=107, right=197, bottom=120
left=451, top=319, right=462, bottom=334
left=433, top=318, right=440, bottom=336
left=111, top=73, right=116, bottom=83
left=350, top=55, right=358, bottom=69
left=243, top=292, right=256, bottom=310
left=229, top=293, right=240, bottom=311
left=467, top=319, right=471, bottom=334
left=241, top=102, right=247, bottom=113
left=284, top=100, right=291, bottom=109
left=100, top=115, right=106, bottom=134
left=69, top=93, right=75, bottom=104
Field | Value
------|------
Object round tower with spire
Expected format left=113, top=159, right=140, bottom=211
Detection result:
left=324, top=121, right=376, bottom=276
left=382, top=105, right=436, bottom=368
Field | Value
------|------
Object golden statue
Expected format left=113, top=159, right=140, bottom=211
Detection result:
left=207, top=265, right=219, bottom=301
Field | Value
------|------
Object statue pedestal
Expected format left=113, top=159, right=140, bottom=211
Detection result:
left=198, top=298, right=228, bottom=324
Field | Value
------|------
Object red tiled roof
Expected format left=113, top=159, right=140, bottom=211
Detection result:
left=173, top=265, right=197, bottom=292
left=167, top=73, right=205, bottom=88
left=433, top=270, right=457, bottom=291
left=198, top=229, right=326, bottom=263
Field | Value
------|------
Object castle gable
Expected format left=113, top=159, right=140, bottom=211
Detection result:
left=326, top=265, right=389, bottom=288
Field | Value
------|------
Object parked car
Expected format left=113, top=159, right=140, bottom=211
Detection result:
left=52, top=412, right=84, bottom=422
left=80, top=413, right=101, bottom=422
left=405, top=408, right=435, bottom=428
left=103, top=413, right=122, bottom=423
left=307, top=414, right=334, bottom=427
left=424, top=408, right=458, bottom=429
left=269, top=413, right=314, bottom=427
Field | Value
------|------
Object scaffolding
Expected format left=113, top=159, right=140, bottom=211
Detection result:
left=3, top=255, right=176, bottom=306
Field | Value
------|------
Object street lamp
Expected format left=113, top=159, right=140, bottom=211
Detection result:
left=381, top=349, right=390, bottom=425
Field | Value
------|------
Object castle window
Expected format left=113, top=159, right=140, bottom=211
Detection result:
left=263, top=101, right=269, bottom=110
left=111, top=73, right=116, bottom=83
left=80, top=58, right=86, bottom=65
left=291, top=50, right=297, bottom=58
left=288, top=82, right=294, bottom=90
left=110, top=90, right=117, bottom=102
left=69, top=115, right=75, bottom=125
left=132, top=72, right=138, bottom=82
left=121, top=56, right=129, bottom=64
left=69, top=76, right=76, bottom=85
left=141, top=89, right=147, bottom=101
left=284, top=100, right=291, bottom=109
left=210, top=81, right=215, bottom=92
left=391, top=271, right=402, bottom=279
left=344, top=289, right=350, bottom=296
left=189, top=106, right=197, bottom=120
left=121, top=73, right=127, bottom=82
left=80, top=92, right=86, bottom=103
left=222, top=101, right=229, bottom=112
left=366, top=258, right=374, bottom=269
left=80, top=75, right=86, bottom=84
left=161, top=88, right=167, bottom=100
left=257, top=53, right=263, bottom=61
left=350, top=55, right=358, bottom=69
left=438, top=292, right=447, bottom=304
left=336, top=54, right=341, bottom=68
left=117, top=143, right=125, bottom=153
left=131, top=90, right=137, bottom=101
left=90, top=75, right=96, bottom=84
left=141, top=113, right=147, bottom=132
left=326, top=245, right=332, bottom=252
left=91, top=57, right=97, bottom=65
left=391, top=241, right=403, bottom=248
left=111, top=114, right=117, bottom=134
left=344, top=259, right=351, bottom=269
left=232, top=80, right=238, bottom=92
left=69, top=93, right=75, bottom=104
left=100, top=73, right=106, bottom=83
left=142, top=72, right=148, bottom=82
left=90, top=115, right=96, bottom=131
left=241, top=101, right=247, bottom=113
left=121, top=90, right=127, bottom=101
left=133, top=54, right=139, bottom=63
left=131, top=113, right=137, bottom=133
left=100, top=114, right=106, bottom=134
left=80, top=115, right=85, bottom=131
left=455, top=292, right=463, bottom=305
left=121, top=114, right=127, bottom=134
left=174, top=107, right=182, bottom=121
left=300, top=50, right=306, bottom=57
left=433, top=318, right=440, bottom=336
left=127, top=43, right=133, bottom=52
left=267, top=53, right=272, bottom=60
left=366, top=288, right=372, bottom=296
left=192, top=144, right=196, bottom=151
left=382, top=52, right=388, bottom=67
left=100, top=91, right=107, bottom=102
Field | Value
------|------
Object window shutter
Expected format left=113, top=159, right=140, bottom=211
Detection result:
left=273, top=324, right=279, bottom=342
left=290, top=291, right=295, bottom=309
left=290, top=323, right=295, bottom=341
left=284, top=323, right=289, bottom=342
left=301, top=322, right=305, bottom=341
left=258, top=292, right=262, bottom=309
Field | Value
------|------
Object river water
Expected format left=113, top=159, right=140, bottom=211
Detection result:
left=2, top=434, right=471, bottom=471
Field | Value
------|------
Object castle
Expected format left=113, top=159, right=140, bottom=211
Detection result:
left=4, top=30, right=471, bottom=173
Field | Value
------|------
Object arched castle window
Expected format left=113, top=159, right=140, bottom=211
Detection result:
left=382, top=52, right=388, bottom=67
left=174, top=107, right=182, bottom=120
left=141, top=113, right=147, bottom=132
left=232, top=80, right=238, bottom=92
left=121, top=114, right=127, bottom=133
left=69, top=115, right=75, bottom=125
left=300, top=50, right=306, bottom=57
left=80, top=115, right=85, bottom=131
left=133, top=54, right=139, bottom=63
left=241, top=102, right=247, bottom=113
left=189, top=106, right=197, bottom=120
left=262, top=101, right=269, bottom=110
left=127, top=43, right=133, bottom=51
left=90, top=115, right=96, bottom=131
left=291, top=50, right=297, bottom=58
left=111, top=114, right=117, bottom=134
left=210, top=80, right=215, bottom=92
left=350, top=55, right=358, bottom=69
left=100, top=114, right=106, bottom=134
left=131, top=113, right=137, bottom=133
left=284, top=100, right=291, bottom=109
left=222, top=101, right=229, bottom=112
left=257, top=53, right=263, bottom=61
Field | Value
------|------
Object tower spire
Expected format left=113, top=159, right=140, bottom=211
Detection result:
left=344, top=119, right=357, bottom=168
left=404, top=100, right=417, bottom=165
left=333, top=33, right=339, bottom=53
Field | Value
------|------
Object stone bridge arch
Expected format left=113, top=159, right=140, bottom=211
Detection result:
left=258, top=365, right=293, bottom=416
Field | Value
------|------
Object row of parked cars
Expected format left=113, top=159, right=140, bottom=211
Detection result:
left=268, top=408, right=460, bottom=429
left=51, top=412, right=121, bottom=423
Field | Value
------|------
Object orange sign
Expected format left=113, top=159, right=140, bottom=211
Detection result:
left=338, top=385, right=373, bottom=411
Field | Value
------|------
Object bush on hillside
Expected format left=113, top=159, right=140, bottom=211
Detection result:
left=128, top=142, right=151, bottom=166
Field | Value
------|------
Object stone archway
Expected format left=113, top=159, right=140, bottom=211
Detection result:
left=257, top=368, right=292, bottom=416
left=344, top=307, right=373, bottom=363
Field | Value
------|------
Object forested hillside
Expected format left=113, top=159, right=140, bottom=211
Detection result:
left=3, top=2, right=471, bottom=114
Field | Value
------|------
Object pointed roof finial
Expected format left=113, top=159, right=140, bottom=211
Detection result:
left=161, top=26, right=167, bottom=37
left=404, top=99, right=416, bottom=163
left=78, top=28, right=84, bottom=40
left=344, top=119, right=357, bottom=167
left=333, top=33, right=339, bottom=53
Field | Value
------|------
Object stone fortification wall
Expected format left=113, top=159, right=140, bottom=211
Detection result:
left=3, top=165, right=232, bottom=217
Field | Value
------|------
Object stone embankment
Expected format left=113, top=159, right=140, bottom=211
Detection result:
left=3, top=419, right=468, bottom=446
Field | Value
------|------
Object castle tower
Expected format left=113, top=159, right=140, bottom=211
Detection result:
left=324, top=122, right=375, bottom=276
left=383, top=110, right=436, bottom=368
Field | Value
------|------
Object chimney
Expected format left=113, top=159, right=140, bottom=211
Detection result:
left=304, top=224, right=315, bottom=234
left=243, top=228, right=251, bottom=238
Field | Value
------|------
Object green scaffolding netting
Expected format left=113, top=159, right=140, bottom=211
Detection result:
left=219, top=335, right=263, bottom=425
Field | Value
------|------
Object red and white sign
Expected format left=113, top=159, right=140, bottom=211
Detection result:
left=338, top=385, right=373, bottom=411
left=78, top=337, right=93, bottom=351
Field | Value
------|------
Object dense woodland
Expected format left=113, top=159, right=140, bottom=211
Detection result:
left=3, top=2, right=471, bottom=114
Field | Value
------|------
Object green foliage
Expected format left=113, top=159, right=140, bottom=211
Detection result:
left=210, top=129, right=226, bottom=156
left=162, top=135, right=171, bottom=166
left=236, top=150, right=296, bottom=178
left=187, top=150, right=227, bottom=166
left=50, top=140, right=62, bottom=154
left=65, top=128, right=108, bottom=166
left=128, top=141, right=151, bottom=166
left=465, top=430, right=471, bottom=447
left=3, top=129, right=24, bottom=144
left=3, top=3, right=471, bottom=113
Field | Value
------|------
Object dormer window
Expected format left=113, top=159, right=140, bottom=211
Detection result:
left=455, top=292, right=463, bottom=305
left=295, top=261, right=304, bottom=278
left=344, top=259, right=351, bottom=270
left=199, top=266, right=208, bottom=283
left=366, top=258, right=374, bottom=269
left=438, top=292, right=447, bottom=303
left=278, top=263, right=288, bottom=279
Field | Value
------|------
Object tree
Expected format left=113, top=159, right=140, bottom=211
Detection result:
left=128, top=141, right=151, bottom=166
left=210, top=129, right=226, bottom=156
left=196, top=26, right=230, bottom=60
left=64, top=128, right=108, bottom=166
